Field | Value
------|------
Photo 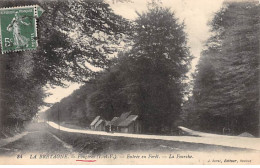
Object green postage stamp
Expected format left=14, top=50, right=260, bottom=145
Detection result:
left=0, top=5, right=44, bottom=53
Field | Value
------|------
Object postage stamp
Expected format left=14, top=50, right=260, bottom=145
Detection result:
left=0, top=5, right=44, bottom=54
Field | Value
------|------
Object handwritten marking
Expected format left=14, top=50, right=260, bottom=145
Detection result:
left=76, top=160, right=96, bottom=162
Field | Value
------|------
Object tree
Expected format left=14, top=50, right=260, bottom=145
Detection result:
left=45, top=3, right=192, bottom=135
left=0, top=51, right=46, bottom=128
left=46, top=83, right=96, bottom=127
left=32, top=0, right=132, bottom=85
left=187, top=1, right=259, bottom=135
left=89, top=52, right=132, bottom=120
left=125, top=5, right=192, bottom=133
left=0, top=0, right=131, bottom=132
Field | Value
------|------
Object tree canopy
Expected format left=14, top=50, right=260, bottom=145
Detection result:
left=47, top=5, right=192, bottom=134
left=0, top=0, right=131, bottom=131
left=182, top=1, right=259, bottom=135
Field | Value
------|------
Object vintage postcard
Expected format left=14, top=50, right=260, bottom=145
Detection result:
left=0, top=0, right=259, bottom=165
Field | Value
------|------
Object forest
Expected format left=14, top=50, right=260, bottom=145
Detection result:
left=0, top=0, right=259, bottom=137
left=181, top=1, right=259, bottom=136
left=0, top=0, right=131, bottom=137
left=46, top=3, right=192, bottom=134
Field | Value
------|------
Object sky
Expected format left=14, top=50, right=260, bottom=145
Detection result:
left=40, top=0, right=224, bottom=112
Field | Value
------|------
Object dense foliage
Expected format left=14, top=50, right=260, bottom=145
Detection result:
left=47, top=5, right=192, bottom=134
left=182, top=1, right=259, bottom=136
left=0, top=0, right=130, bottom=134
left=45, top=84, right=96, bottom=127
left=124, top=6, right=191, bottom=133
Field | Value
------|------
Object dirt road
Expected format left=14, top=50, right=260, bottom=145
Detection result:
left=0, top=123, right=73, bottom=157
left=48, top=121, right=260, bottom=151
left=0, top=122, right=258, bottom=158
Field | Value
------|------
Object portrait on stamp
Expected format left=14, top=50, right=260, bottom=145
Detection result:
left=7, top=11, right=31, bottom=48
left=0, top=5, right=43, bottom=53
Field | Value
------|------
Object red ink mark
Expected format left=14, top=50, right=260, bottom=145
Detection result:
left=76, top=160, right=96, bottom=162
